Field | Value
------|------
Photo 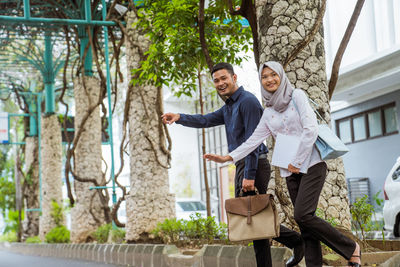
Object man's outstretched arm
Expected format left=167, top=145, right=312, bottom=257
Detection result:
left=161, top=108, right=224, bottom=128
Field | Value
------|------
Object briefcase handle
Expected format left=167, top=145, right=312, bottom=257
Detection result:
left=238, top=187, right=259, bottom=197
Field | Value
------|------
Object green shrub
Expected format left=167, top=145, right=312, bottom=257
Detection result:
left=25, top=236, right=41, bottom=244
left=183, top=213, right=227, bottom=242
left=45, top=226, right=70, bottom=243
left=152, top=213, right=228, bottom=247
left=92, top=223, right=112, bottom=243
left=111, top=228, right=126, bottom=243
left=152, top=218, right=183, bottom=244
left=50, top=200, right=64, bottom=226
left=370, top=191, right=385, bottom=234
left=0, top=231, right=17, bottom=242
left=44, top=200, right=69, bottom=243
left=350, top=195, right=374, bottom=240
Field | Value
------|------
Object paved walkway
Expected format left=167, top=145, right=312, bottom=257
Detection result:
left=0, top=249, right=119, bottom=267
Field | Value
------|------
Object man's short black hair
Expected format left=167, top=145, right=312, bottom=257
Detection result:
left=211, top=62, right=235, bottom=76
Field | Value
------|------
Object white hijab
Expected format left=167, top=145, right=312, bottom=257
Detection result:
left=259, top=61, right=294, bottom=113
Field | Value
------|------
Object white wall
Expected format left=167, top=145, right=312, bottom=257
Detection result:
left=324, top=0, right=400, bottom=76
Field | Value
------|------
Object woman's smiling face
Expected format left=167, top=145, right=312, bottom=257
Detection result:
left=261, top=66, right=281, bottom=93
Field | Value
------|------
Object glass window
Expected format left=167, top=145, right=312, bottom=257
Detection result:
left=221, top=128, right=228, bottom=154
left=338, top=120, right=352, bottom=143
left=216, top=127, right=223, bottom=154
left=209, top=129, right=215, bottom=152
left=353, top=115, right=366, bottom=141
left=213, top=170, right=219, bottom=191
left=392, top=166, right=400, bottom=181
left=204, top=129, right=210, bottom=153
left=384, top=106, right=398, bottom=133
left=368, top=110, right=383, bottom=137
left=209, top=168, right=214, bottom=188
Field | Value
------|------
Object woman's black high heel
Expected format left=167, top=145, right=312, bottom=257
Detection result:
left=348, top=251, right=361, bottom=267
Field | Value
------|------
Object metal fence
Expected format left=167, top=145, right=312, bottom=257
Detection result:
left=347, top=177, right=371, bottom=204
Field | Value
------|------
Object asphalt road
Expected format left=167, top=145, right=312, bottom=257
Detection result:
left=0, top=250, right=120, bottom=267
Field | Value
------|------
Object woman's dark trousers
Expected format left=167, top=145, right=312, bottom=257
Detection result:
left=286, top=162, right=356, bottom=267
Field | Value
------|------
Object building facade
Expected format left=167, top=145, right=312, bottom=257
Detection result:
left=330, top=49, right=400, bottom=206
left=326, top=0, right=400, bottom=207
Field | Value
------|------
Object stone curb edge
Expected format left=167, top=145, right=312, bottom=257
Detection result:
left=0, top=242, right=296, bottom=267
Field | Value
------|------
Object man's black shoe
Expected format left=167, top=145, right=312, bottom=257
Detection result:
left=285, top=243, right=304, bottom=267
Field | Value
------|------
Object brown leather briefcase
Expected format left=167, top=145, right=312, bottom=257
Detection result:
left=225, top=193, right=280, bottom=242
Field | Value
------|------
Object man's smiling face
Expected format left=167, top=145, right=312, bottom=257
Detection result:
left=212, top=69, right=238, bottom=97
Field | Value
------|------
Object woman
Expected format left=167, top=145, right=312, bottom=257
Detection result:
left=204, top=61, right=361, bottom=267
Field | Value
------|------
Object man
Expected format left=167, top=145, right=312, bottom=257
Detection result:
left=162, top=62, right=304, bottom=267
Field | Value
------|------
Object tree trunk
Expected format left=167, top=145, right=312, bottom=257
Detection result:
left=256, top=0, right=351, bottom=230
left=22, top=136, right=40, bottom=240
left=125, top=10, right=175, bottom=241
left=39, top=114, right=64, bottom=240
left=198, top=69, right=211, bottom=217
left=70, top=76, right=107, bottom=243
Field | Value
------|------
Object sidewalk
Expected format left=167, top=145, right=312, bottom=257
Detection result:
left=1, top=242, right=400, bottom=266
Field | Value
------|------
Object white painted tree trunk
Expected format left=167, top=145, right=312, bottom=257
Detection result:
left=39, top=114, right=64, bottom=240
left=70, top=76, right=107, bottom=243
left=256, top=0, right=351, bottom=229
left=125, top=11, right=175, bottom=241
left=22, top=136, right=40, bottom=240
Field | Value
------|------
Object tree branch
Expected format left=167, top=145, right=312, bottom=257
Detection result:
left=283, top=0, right=326, bottom=70
left=226, top=0, right=259, bottom=67
left=198, top=0, right=214, bottom=73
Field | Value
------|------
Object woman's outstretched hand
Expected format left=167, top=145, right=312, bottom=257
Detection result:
left=204, top=154, right=233, bottom=163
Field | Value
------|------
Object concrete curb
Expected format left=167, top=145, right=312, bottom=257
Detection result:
left=0, top=243, right=259, bottom=266
left=381, top=252, right=400, bottom=267
left=2, top=242, right=399, bottom=266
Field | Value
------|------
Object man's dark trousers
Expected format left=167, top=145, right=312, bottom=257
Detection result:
left=235, top=156, right=303, bottom=267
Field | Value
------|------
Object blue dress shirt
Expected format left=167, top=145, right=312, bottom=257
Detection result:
left=177, top=86, right=268, bottom=180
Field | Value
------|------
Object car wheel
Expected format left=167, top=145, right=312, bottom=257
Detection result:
left=394, top=215, right=400, bottom=237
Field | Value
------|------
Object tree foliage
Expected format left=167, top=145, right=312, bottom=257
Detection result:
left=132, top=0, right=252, bottom=97
left=0, top=146, right=15, bottom=220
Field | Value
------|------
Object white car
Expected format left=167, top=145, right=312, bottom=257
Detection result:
left=383, top=156, right=400, bottom=236
left=175, top=199, right=208, bottom=221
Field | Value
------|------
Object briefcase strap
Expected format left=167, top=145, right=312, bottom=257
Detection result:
left=292, top=90, right=327, bottom=124
left=247, top=197, right=251, bottom=225
left=239, top=187, right=259, bottom=197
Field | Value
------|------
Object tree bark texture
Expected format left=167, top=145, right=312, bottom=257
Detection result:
left=256, top=0, right=351, bottom=230
left=22, top=136, right=40, bottom=240
left=70, top=76, right=107, bottom=243
left=39, top=114, right=64, bottom=240
left=125, top=11, right=175, bottom=241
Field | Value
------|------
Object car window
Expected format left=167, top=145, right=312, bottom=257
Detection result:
left=392, top=165, right=400, bottom=181
left=177, top=201, right=206, bottom=211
